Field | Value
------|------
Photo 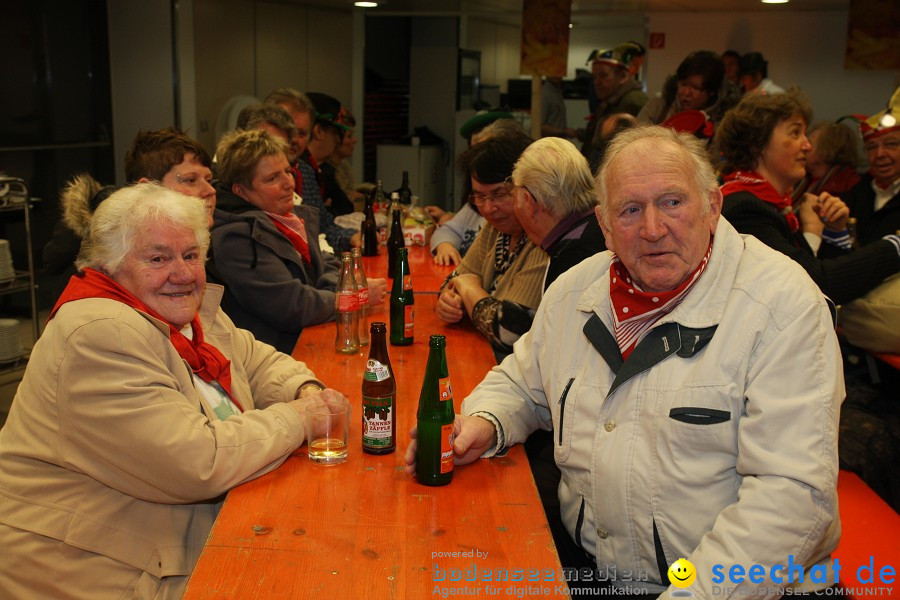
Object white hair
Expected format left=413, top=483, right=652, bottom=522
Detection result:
left=76, top=182, right=210, bottom=275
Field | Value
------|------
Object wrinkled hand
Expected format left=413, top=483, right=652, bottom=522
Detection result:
left=288, top=387, right=349, bottom=444
left=368, top=277, right=388, bottom=306
left=404, top=414, right=499, bottom=475
left=814, top=192, right=850, bottom=232
left=433, top=242, right=462, bottom=266
left=797, top=194, right=825, bottom=237
left=435, top=287, right=464, bottom=323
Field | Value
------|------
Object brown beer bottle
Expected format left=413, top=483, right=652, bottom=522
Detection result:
left=362, top=322, right=396, bottom=454
left=361, top=194, right=379, bottom=257
left=389, top=247, right=414, bottom=346
left=415, top=335, right=454, bottom=486
left=387, top=199, right=405, bottom=279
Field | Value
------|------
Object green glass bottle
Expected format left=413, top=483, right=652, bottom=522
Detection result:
left=387, top=199, right=405, bottom=279
left=389, top=247, right=414, bottom=346
left=415, top=335, right=454, bottom=486
left=362, top=322, right=396, bottom=454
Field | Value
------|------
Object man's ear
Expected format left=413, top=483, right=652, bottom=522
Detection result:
left=708, top=188, right=723, bottom=234
left=232, top=183, right=248, bottom=201
left=137, top=177, right=151, bottom=184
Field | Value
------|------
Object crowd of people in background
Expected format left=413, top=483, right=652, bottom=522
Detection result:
left=1, top=42, right=898, bottom=598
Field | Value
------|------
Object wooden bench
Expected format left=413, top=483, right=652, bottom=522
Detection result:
left=833, top=470, right=900, bottom=598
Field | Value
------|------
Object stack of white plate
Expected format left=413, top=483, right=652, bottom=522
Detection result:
left=0, top=318, right=24, bottom=364
left=0, top=239, right=14, bottom=283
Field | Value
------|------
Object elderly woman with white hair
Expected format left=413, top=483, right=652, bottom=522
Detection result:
left=0, top=183, right=347, bottom=598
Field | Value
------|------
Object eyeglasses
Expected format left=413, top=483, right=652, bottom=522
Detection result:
left=468, top=182, right=514, bottom=207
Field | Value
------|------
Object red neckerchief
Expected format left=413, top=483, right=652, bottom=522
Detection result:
left=721, top=170, right=798, bottom=232
left=50, top=268, right=241, bottom=411
left=609, top=241, right=713, bottom=359
left=267, top=212, right=311, bottom=264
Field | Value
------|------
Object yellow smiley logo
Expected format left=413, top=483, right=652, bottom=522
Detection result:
left=667, top=558, right=697, bottom=588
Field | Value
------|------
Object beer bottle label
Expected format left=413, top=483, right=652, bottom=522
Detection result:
left=358, top=287, right=369, bottom=306
left=440, top=423, right=454, bottom=474
left=337, top=290, right=357, bottom=311
left=403, top=275, right=412, bottom=291
left=404, top=305, right=414, bottom=337
left=439, top=377, right=453, bottom=402
left=363, top=359, right=391, bottom=382
left=362, top=395, right=394, bottom=448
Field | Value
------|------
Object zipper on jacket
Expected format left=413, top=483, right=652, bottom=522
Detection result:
left=557, top=377, right=575, bottom=445
left=575, top=496, right=586, bottom=548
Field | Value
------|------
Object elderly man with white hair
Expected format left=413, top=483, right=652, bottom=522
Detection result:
left=0, top=183, right=348, bottom=598
left=407, top=125, right=842, bottom=598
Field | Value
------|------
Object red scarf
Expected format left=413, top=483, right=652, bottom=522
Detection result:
left=721, top=170, right=798, bottom=232
left=609, top=242, right=712, bottom=359
left=50, top=268, right=241, bottom=411
left=268, top=212, right=312, bottom=264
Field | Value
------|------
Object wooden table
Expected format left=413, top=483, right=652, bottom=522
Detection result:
left=184, top=247, right=568, bottom=599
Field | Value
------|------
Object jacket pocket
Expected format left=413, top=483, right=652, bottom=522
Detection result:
left=554, top=377, right=576, bottom=462
left=669, top=406, right=730, bottom=425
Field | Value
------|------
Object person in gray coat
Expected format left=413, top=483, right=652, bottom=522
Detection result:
left=211, top=129, right=386, bottom=353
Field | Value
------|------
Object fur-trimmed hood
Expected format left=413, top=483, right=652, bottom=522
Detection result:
left=60, top=174, right=116, bottom=237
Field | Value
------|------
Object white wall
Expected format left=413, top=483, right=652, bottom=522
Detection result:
left=645, top=11, right=899, bottom=122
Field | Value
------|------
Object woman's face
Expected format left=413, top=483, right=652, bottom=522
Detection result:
left=336, top=129, right=357, bottom=160
left=756, top=115, right=812, bottom=194
left=234, top=153, right=295, bottom=216
left=114, top=221, right=205, bottom=328
left=677, top=75, right=711, bottom=111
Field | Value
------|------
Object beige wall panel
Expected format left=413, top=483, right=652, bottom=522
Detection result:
left=193, top=0, right=256, bottom=152
left=305, top=8, right=354, bottom=104
left=255, top=2, right=310, bottom=98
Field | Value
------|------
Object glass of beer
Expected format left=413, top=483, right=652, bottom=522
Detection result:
left=305, top=398, right=350, bottom=465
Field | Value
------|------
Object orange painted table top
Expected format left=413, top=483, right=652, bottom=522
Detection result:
left=360, top=244, right=456, bottom=293
left=183, top=248, right=568, bottom=599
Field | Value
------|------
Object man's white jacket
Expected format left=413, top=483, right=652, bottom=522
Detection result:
left=462, top=217, right=843, bottom=600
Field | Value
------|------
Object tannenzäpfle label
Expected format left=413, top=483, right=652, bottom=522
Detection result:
left=362, top=394, right=394, bottom=448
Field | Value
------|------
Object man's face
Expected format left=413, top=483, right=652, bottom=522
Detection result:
left=283, top=106, right=312, bottom=158
left=598, top=139, right=721, bottom=293
left=722, top=55, right=740, bottom=82
left=865, top=131, right=900, bottom=188
left=512, top=183, right=541, bottom=244
left=160, top=153, right=216, bottom=227
left=593, top=62, right=628, bottom=102
left=739, top=72, right=762, bottom=93
left=113, top=221, right=205, bottom=329
left=234, top=153, right=295, bottom=216
left=470, top=178, right=522, bottom=235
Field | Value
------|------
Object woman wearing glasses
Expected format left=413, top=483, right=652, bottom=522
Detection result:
left=435, top=133, right=548, bottom=360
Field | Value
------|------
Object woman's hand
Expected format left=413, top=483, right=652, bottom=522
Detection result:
left=798, top=194, right=825, bottom=237
left=432, top=242, right=462, bottom=266
left=813, top=193, right=850, bottom=232
left=435, top=287, right=464, bottom=323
